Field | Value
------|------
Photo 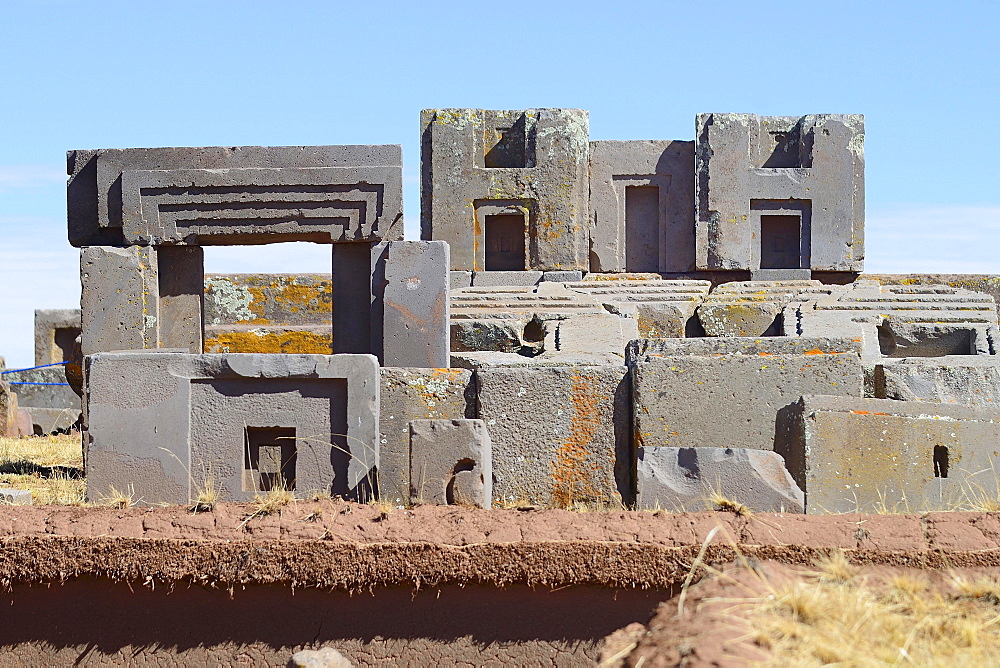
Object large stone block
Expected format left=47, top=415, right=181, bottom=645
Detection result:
left=879, top=357, right=1000, bottom=405
left=0, top=381, right=18, bottom=438
left=68, top=145, right=403, bottom=247
left=81, top=246, right=205, bottom=356
left=421, top=109, right=590, bottom=271
left=86, top=352, right=379, bottom=505
left=2, top=366, right=80, bottom=434
left=589, top=140, right=695, bottom=273
left=785, top=281, right=999, bottom=361
left=695, top=113, right=864, bottom=272
left=778, top=395, right=1000, bottom=513
left=635, top=446, right=803, bottom=512
left=565, top=279, right=711, bottom=339
left=34, top=309, right=81, bottom=365
left=378, top=367, right=474, bottom=505
left=381, top=241, right=450, bottom=368
left=477, top=364, right=630, bottom=507
left=409, top=419, right=492, bottom=508
left=629, top=337, right=863, bottom=450
left=697, top=280, right=820, bottom=337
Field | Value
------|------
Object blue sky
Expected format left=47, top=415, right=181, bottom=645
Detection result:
left=1, top=0, right=999, bottom=367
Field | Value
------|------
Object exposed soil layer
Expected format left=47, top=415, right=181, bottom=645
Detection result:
left=2, top=502, right=1000, bottom=665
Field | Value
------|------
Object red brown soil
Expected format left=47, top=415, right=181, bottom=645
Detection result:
left=2, top=502, right=1000, bottom=665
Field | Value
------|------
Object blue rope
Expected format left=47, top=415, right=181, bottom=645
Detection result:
left=1, top=361, right=69, bottom=375
left=8, top=382, right=71, bottom=386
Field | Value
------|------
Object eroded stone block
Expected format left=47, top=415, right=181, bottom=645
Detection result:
left=382, top=241, right=449, bottom=368
left=68, top=145, right=403, bottom=247
left=880, top=357, right=1000, bottom=405
left=696, top=113, right=864, bottom=272
left=636, top=447, right=803, bottom=512
left=477, top=364, right=630, bottom=507
left=778, top=395, right=1000, bottom=513
left=34, top=309, right=81, bottom=366
left=697, top=280, right=820, bottom=337
left=421, top=109, right=589, bottom=271
left=589, top=140, right=695, bottom=273
left=86, top=352, right=379, bottom=505
left=409, top=419, right=492, bottom=507
left=378, top=368, right=474, bottom=506
left=630, top=337, right=863, bottom=451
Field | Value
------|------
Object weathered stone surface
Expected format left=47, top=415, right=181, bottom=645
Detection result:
left=449, top=271, right=472, bottom=289
left=421, top=109, right=589, bottom=271
left=378, top=368, right=473, bottom=506
left=68, top=145, right=403, bottom=247
left=86, top=353, right=379, bottom=505
left=541, top=270, right=584, bottom=282
left=451, top=351, right=626, bottom=370
left=879, top=357, right=1000, bottom=405
left=477, top=364, right=630, bottom=507
left=288, top=647, right=353, bottom=668
left=589, top=140, right=695, bottom=273
left=0, top=490, right=32, bottom=505
left=451, top=319, right=526, bottom=354
left=204, top=274, right=333, bottom=328
left=409, top=419, right=492, bottom=508
left=566, top=279, right=711, bottom=338
left=382, top=241, right=449, bottom=368
left=2, top=367, right=79, bottom=411
left=778, top=395, right=1000, bottom=513
left=635, top=447, right=804, bottom=512
left=472, top=271, right=543, bottom=287
left=80, top=246, right=159, bottom=356
left=697, top=280, right=819, bottom=337
left=630, top=337, right=863, bottom=451
left=554, top=313, right=638, bottom=357
left=0, top=381, right=20, bottom=438
left=34, top=309, right=81, bottom=365
left=22, top=407, right=78, bottom=435
left=862, top=274, right=1000, bottom=322
left=696, top=113, right=864, bottom=272
left=785, top=281, right=999, bottom=361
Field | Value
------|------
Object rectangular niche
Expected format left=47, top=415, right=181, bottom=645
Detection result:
left=624, top=185, right=660, bottom=272
left=752, top=200, right=811, bottom=270
left=484, top=214, right=526, bottom=271
left=244, top=426, right=297, bottom=491
left=483, top=113, right=534, bottom=168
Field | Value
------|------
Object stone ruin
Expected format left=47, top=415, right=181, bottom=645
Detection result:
left=36, top=108, right=1000, bottom=514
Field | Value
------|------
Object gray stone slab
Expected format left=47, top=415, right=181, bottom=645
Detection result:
left=68, top=145, right=404, bottom=247
left=555, top=313, right=638, bottom=357
left=879, top=357, right=1000, bottom=405
left=421, top=109, right=590, bottom=271
left=23, top=407, right=80, bottom=435
left=409, top=418, right=492, bottom=508
left=80, top=246, right=159, bottom=356
left=752, top=269, right=813, bottom=281
left=631, top=337, right=863, bottom=450
left=777, top=395, right=1000, bottom=513
left=451, top=351, right=627, bottom=370
left=86, top=352, right=379, bottom=505
left=203, top=274, right=333, bottom=327
left=695, top=113, right=864, bottom=272
left=381, top=241, right=450, bottom=368
left=378, top=367, right=473, bottom=506
left=472, top=271, right=543, bottom=287
left=1, top=366, right=79, bottom=411
left=34, top=309, right=81, bottom=366
left=477, top=364, right=630, bottom=507
left=589, top=140, right=695, bottom=273
left=697, top=280, right=820, bottom=337
left=636, top=447, right=803, bottom=512
left=541, top=270, right=584, bottom=282
left=0, top=490, right=32, bottom=505
left=449, top=271, right=473, bottom=289
left=0, top=381, right=17, bottom=438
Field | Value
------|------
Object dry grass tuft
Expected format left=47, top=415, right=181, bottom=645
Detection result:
left=190, top=473, right=219, bottom=513
left=101, top=485, right=135, bottom=509
left=709, top=491, right=752, bottom=517
left=245, top=482, right=295, bottom=521
left=740, top=557, right=1000, bottom=665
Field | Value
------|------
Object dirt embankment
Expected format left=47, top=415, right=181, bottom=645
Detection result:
left=3, top=502, right=1000, bottom=665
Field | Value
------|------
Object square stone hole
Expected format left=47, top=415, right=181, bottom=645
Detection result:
left=244, top=426, right=297, bottom=491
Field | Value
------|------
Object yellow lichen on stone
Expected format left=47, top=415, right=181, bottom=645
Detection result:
left=204, top=330, right=332, bottom=354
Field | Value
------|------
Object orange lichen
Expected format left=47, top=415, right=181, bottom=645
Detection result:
left=550, top=372, right=604, bottom=508
left=204, top=330, right=332, bottom=354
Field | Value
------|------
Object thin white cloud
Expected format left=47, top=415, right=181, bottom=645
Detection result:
left=0, top=165, right=65, bottom=193
left=865, top=205, right=1000, bottom=274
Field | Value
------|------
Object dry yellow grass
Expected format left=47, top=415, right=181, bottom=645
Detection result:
left=0, top=434, right=81, bottom=469
left=741, top=554, right=1000, bottom=665
left=0, top=434, right=84, bottom=505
